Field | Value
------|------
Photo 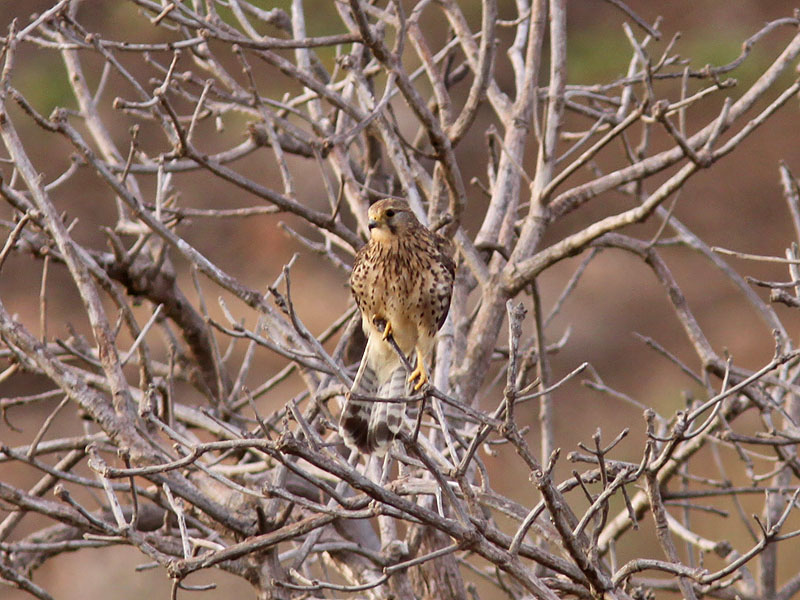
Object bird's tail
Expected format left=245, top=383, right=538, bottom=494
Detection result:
left=340, top=340, right=407, bottom=456
left=366, top=367, right=406, bottom=456
left=339, top=344, right=378, bottom=454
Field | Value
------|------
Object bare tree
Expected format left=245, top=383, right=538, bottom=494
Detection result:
left=2, top=1, right=800, bottom=599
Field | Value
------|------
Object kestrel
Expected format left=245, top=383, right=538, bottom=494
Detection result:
left=340, top=198, right=455, bottom=455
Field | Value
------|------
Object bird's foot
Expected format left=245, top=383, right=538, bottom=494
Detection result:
left=376, top=319, right=393, bottom=341
left=408, top=362, right=428, bottom=391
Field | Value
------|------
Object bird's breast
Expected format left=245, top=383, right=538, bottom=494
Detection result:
left=351, top=237, right=451, bottom=358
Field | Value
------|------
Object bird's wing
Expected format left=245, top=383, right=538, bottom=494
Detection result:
left=434, top=233, right=456, bottom=330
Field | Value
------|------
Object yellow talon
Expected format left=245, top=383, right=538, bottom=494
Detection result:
left=408, top=364, right=428, bottom=390
left=381, top=320, right=393, bottom=341
left=408, top=348, right=428, bottom=390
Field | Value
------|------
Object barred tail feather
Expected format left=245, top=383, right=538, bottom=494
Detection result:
left=340, top=338, right=411, bottom=456
left=366, top=367, right=407, bottom=456
left=339, top=342, right=379, bottom=454
left=340, top=396, right=372, bottom=454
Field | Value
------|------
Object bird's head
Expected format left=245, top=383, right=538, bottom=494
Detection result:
left=367, top=198, right=420, bottom=243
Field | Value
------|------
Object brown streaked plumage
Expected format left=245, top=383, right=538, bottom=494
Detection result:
left=340, top=198, right=455, bottom=455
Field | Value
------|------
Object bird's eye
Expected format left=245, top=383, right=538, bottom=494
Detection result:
left=385, top=209, right=396, bottom=218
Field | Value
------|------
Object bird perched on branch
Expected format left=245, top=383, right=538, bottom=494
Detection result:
left=340, top=198, right=455, bottom=455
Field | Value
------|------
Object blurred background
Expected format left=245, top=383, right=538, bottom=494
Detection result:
left=2, top=0, right=800, bottom=598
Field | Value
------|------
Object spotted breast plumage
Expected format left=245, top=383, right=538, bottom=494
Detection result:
left=340, top=199, right=455, bottom=455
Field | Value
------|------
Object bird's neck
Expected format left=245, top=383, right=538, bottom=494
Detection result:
left=370, top=229, right=399, bottom=246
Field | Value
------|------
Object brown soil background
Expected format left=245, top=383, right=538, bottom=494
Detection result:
left=1, top=1, right=799, bottom=598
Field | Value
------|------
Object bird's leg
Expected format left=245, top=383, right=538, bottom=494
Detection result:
left=408, top=346, right=428, bottom=391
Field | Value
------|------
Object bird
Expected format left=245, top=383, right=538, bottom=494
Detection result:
left=340, top=198, right=455, bottom=455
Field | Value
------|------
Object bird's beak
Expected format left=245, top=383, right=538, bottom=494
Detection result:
left=368, top=219, right=379, bottom=230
